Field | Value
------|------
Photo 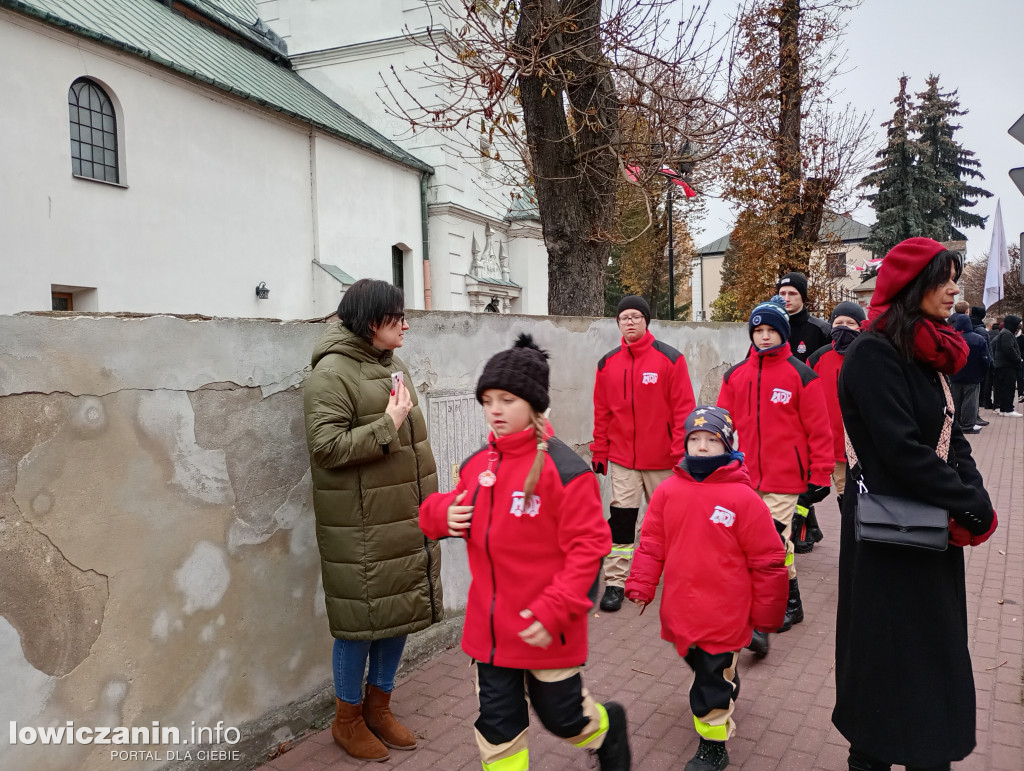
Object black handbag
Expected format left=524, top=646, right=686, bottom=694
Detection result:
left=845, top=374, right=953, bottom=551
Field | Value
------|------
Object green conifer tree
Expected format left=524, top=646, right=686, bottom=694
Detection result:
left=912, top=74, right=991, bottom=240
left=860, top=76, right=925, bottom=256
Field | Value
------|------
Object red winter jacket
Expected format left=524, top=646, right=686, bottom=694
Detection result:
left=419, top=426, right=609, bottom=670
left=591, top=330, right=696, bottom=470
left=716, top=344, right=833, bottom=493
left=808, top=343, right=846, bottom=463
left=625, top=459, right=788, bottom=653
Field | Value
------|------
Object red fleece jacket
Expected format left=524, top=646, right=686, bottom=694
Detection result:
left=808, top=343, right=847, bottom=463
left=419, top=426, right=609, bottom=669
left=716, top=344, right=834, bottom=493
left=591, top=330, right=696, bottom=470
left=625, top=459, right=788, bottom=653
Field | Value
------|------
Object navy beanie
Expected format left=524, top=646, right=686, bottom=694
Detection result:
left=749, top=296, right=791, bottom=342
left=829, top=301, right=866, bottom=325
left=776, top=272, right=809, bottom=302
left=616, top=295, right=651, bottom=325
left=684, top=406, right=736, bottom=452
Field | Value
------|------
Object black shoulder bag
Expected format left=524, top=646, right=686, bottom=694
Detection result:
left=845, top=374, right=953, bottom=552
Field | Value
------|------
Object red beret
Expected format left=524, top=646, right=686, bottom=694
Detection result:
left=868, top=237, right=947, bottom=320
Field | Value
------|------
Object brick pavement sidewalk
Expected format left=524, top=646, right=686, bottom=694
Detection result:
left=258, top=412, right=1022, bottom=771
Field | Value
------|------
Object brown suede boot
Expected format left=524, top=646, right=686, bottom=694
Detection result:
left=363, top=684, right=417, bottom=750
left=331, top=698, right=389, bottom=762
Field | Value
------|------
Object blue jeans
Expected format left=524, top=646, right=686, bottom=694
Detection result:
left=333, top=636, right=407, bottom=705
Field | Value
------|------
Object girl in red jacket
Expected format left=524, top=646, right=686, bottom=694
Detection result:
left=419, top=334, right=630, bottom=771
left=626, top=406, right=788, bottom=771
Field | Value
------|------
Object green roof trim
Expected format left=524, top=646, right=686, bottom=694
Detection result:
left=697, top=213, right=870, bottom=256
left=2, top=0, right=433, bottom=174
left=316, top=262, right=355, bottom=285
left=472, top=276, right=520, bottom=288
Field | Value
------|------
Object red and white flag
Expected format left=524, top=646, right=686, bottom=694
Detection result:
left=659, top=165, right=697, bottom=197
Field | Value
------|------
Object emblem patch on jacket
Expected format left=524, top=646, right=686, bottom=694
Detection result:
left=510, top=492, right=541, bottom=517
left=797, top=341, right=807, bottom=353
left=710, top=506, right=736, bottom=527
left=770, top=388, right=793, bottom=404
left=641, top=372, right=658, bottom=384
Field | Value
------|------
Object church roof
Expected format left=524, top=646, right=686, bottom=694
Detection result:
left=2, top=0, right=433, bottom=174
left=696, top=213, right=870, bottom=256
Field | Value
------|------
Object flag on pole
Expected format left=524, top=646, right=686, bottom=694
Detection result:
left=624, top=164, right=643, bottom=184
left=983, top=199, right=1010, bottom=308
left=659, top=165, right=698, bottom=197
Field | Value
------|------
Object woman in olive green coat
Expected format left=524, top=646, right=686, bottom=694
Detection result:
left=304, top=278, right=441, bottom=762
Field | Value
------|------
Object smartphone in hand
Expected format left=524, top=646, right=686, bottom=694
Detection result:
left=391, top=371, right=404, bottom=390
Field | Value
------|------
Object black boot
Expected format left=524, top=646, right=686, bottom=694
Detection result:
left=594, top=702, right=631, bottom=771
left=599, top=586, right=624, bottom=612
left=848, top=747, right=891, bottom=770
left=777, top=577, right=804, bottom=633
left=746, top=630, right=770, bottom=658
left=791, top=512, right=813, bottom=554
left=805, top=505, right=823, bottom=544
left=685, top=737, right=729, bottom=771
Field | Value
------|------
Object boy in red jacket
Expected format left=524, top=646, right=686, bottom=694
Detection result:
left=717, top=296, right=833, bottom=633
left=626, top=406, right=788, bottom=771
left=419, top=334, right=630, bottom=771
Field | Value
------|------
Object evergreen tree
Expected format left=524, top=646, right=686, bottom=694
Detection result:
left=912, top=74, right=991, bottom=240
left=861, top=76, right=925, bottom=256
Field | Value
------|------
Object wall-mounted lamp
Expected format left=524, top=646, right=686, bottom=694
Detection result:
left=255, top=282, right=270, bottom=300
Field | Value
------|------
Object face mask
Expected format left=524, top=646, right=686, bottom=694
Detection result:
left=831, top=326, right=860, bottom=354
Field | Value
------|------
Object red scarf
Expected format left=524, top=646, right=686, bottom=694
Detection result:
left=867, top=312, right=968, bottom=374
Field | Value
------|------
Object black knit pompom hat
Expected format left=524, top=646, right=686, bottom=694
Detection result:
left=476, top=333, right=550, bottom=413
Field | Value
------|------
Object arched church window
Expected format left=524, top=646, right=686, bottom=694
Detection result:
left=69, top=79, right=119, bottom=183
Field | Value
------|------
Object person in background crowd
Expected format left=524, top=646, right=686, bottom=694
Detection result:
left=590, top=295, right=696, bottom=612
left=797, top=301, right=867, bottom=553
left=990, top=314, right=1023, bottom=417
left=775, top=272, right=832, bottom=362
left=626, top=406, right=788, bottom=771
left=970, top=307, right=993, bottom=416
left=834, top=238, right=997, bottom=771
left=420, top=334, right=631, bottom=771
left=717, top=297, right=833, bottom=636
left=303, top=278, right=441, bottom=762
left=949, top=313, right=991, bottom=434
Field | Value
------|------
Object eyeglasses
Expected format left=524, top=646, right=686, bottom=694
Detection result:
left=617, top=314, right=645, bottom=325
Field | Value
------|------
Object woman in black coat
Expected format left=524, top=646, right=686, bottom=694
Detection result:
left=833, top=238, right=998, bottom=771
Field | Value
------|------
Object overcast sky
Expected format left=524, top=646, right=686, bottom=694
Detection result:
left=697, top=0, right=1024, bottom=262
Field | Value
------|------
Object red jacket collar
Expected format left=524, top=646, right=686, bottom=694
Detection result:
left=749, top=343, right=790, bottom=364
left=621, top=329, right=655, bottom=355
left=488, top=422, right=553, bottom=456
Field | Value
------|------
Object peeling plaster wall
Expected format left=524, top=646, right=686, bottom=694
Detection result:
left=0, top=313, right=747, bottom=770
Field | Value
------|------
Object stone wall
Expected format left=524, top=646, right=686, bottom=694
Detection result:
left=0, top=311, right=748, bottom=770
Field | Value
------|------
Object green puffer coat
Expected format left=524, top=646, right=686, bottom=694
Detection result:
left=304, top=323, right=442, bottom=640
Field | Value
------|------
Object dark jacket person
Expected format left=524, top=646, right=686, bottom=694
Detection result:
left=833, top=238, right=997, bottom=770
left=304, top=278, right=441, bottom=762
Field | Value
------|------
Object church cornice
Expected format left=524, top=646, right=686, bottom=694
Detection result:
left=290, top=30, right=438, bottom=70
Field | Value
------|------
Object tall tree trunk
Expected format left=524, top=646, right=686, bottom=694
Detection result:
left=515, top=0, right=619, bottom=316
left=777, top=0, right=810, bottom=275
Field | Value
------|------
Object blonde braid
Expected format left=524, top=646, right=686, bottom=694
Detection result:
left=522, top=411, right=548, bottom=501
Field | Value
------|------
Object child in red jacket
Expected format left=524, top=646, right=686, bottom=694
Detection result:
left=717, top=296, right=833, bottom=634
left=796, top=301, right=867, bottom=552
left=626, top=406, right=788, bottom=771
left=419, top=334, right=630, bottom=771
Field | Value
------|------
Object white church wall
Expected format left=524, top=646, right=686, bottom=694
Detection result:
left=0, top=11, right=425, bottom=319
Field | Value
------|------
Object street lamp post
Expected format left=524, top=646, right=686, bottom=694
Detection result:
left=666, top=182, right=675, bottom=321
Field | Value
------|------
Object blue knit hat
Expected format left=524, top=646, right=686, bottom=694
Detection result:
left=749, top=295, right=791, bottom=342
left=684, top=406, right=737, bottom=452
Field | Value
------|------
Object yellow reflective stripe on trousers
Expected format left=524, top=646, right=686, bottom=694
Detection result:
left=482, top=748, right=529, bottom=771
left=573, top=702, right=609, bottom=748
left=796, top=504, right=809, bottom=516
left=693, top=715, right=729, bottom=742
left=784, top=551, right=794, bottom=566
left=610, top=547, right=634, bottom=557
